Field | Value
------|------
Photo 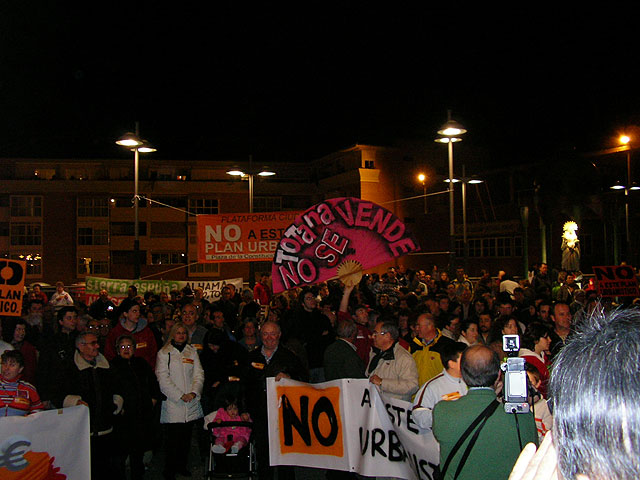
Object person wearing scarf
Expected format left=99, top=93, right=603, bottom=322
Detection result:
left=366, top=320, right=418, bottom=401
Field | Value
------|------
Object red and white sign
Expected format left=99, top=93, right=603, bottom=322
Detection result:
left=197, top=212, right=301, bottom=263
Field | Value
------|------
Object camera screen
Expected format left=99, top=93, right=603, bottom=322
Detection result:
left=507, top=370, right=527, bottom=397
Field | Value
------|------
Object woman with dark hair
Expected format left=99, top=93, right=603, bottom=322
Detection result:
left=459, top=319, right=480, bottom=346
left=8, top=319, right=38, bottom=383
left=487, top=316, right=522, bottom=346
left=519, top=322, right=552, bottom=398
left=112, top=334, right=162, bottom=479
left=237, top=318, right=261, bottom=352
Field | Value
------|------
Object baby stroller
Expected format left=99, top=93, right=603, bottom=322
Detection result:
left=207, top=419, right=257, bottom=478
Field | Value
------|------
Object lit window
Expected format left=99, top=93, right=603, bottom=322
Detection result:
left=78, top=258, right=109, bottom=275
left=9, top=253, right=42, bottom=275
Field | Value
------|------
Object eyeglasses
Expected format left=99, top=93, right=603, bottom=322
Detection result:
left=119, top=345, right=134, bottom=350
left=372, top=331, right=388, bottom=337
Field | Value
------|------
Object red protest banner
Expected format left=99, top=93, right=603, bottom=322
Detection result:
left=592, top=265, right=640, bottom=297
left=197, top=211, right=301, bottom=263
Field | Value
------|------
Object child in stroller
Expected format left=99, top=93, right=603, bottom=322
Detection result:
left=204, top=396, right=252, bottom=454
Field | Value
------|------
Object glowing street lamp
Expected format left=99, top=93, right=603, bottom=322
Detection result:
left=613, top=134, right=633, bottom=260
left=417, top=173, right=427, bottom=213
left=442, top=167, right=483, bottom=270
left=435, top=111, right=466, bottom=265
left=115, top=126, right=157, bottom=279
left=226, top=160, right=276, bottom=214
left=227, top=157, right=276, bottom=288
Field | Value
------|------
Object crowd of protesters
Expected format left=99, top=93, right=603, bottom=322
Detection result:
left=0, top=262, right=629, bottom=479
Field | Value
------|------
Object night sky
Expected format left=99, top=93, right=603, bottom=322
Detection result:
left=2, top=6, right=639, bottom=168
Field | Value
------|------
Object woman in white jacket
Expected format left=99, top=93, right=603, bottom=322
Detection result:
left=156, top=322, right=204, bottom=480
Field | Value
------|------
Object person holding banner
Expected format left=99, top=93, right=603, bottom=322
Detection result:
left=244, top=321, right=308, bottom=480
left=0, top=350, right=43, bottom=416
left=57, top=331, right=124, bottom=480
left=367, top=320, right=419, bottom=401
left=324, top=320, right=366, bottom=381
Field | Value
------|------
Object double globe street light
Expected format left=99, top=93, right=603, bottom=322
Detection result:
left=435, top=112, right=467, bottom=266
left=115, top=128, right=157, bottom=279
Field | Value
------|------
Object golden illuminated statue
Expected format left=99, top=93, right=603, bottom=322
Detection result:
left=561, top=221, right=580, bottom=272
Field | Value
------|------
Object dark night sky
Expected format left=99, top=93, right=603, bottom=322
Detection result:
left=2, top=5, right=640, bottom=167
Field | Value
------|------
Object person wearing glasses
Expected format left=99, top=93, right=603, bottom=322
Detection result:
left=111, top=335, right=162, bottom=479
left=244, top=321, right=308, bottom=480
left=366, top=320, right=419, bottom=401
left=56, top=330, right=124, bottom=480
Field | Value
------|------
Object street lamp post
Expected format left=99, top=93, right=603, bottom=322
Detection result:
left=610, top=135, right=640, bottom=264
left=435, top=111, right=466, bottom=269
left=621, top=135, right=632, bottom=259
left=227, top=156, right=275, bottom=288
left=443, top=166, right=482, bottom=272
left=116, top=125, right=156, bottom=279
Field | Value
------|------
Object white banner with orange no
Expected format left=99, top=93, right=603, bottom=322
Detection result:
left=267, top=378, right=439, bottom=480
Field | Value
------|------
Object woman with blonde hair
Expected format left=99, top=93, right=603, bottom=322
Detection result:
left=156, top=322, right=204, bottom=480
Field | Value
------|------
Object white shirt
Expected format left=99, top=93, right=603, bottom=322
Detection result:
left=412, top=368, right=467, bottom=430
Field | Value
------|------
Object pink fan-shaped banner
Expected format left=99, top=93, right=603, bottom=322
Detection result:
left=271, top=197, right=420, bottom=293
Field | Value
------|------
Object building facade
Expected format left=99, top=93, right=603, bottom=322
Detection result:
left=0, top=146, right=628, bottom=287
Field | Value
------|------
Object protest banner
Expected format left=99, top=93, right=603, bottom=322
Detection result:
left=267, top=378, right=439, bottom=480
left=197, top=211, right=301, bottom=262
left=0, top=259, right=26, bottom=316
left=592, top=265, right=640, bottom=297
left=85, top=276, right=243, bottom=305
left=0, top=405, right=90, bottom=479
left=271, top=198, right=420, bottom=293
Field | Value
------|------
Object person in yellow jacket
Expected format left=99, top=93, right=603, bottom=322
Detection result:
left=411, top=313, right=456, bottom=387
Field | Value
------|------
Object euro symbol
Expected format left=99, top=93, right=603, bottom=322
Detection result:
left=0, top=436, right=31, bottom=472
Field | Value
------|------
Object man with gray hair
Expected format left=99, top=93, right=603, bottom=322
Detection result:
left=509, top=308, right=640, bottom=480
left=324, top=320, right=366, bottom=380
left=366, top=320, right=419, bottom=401
left=56, top=330, right=123, bottom=479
